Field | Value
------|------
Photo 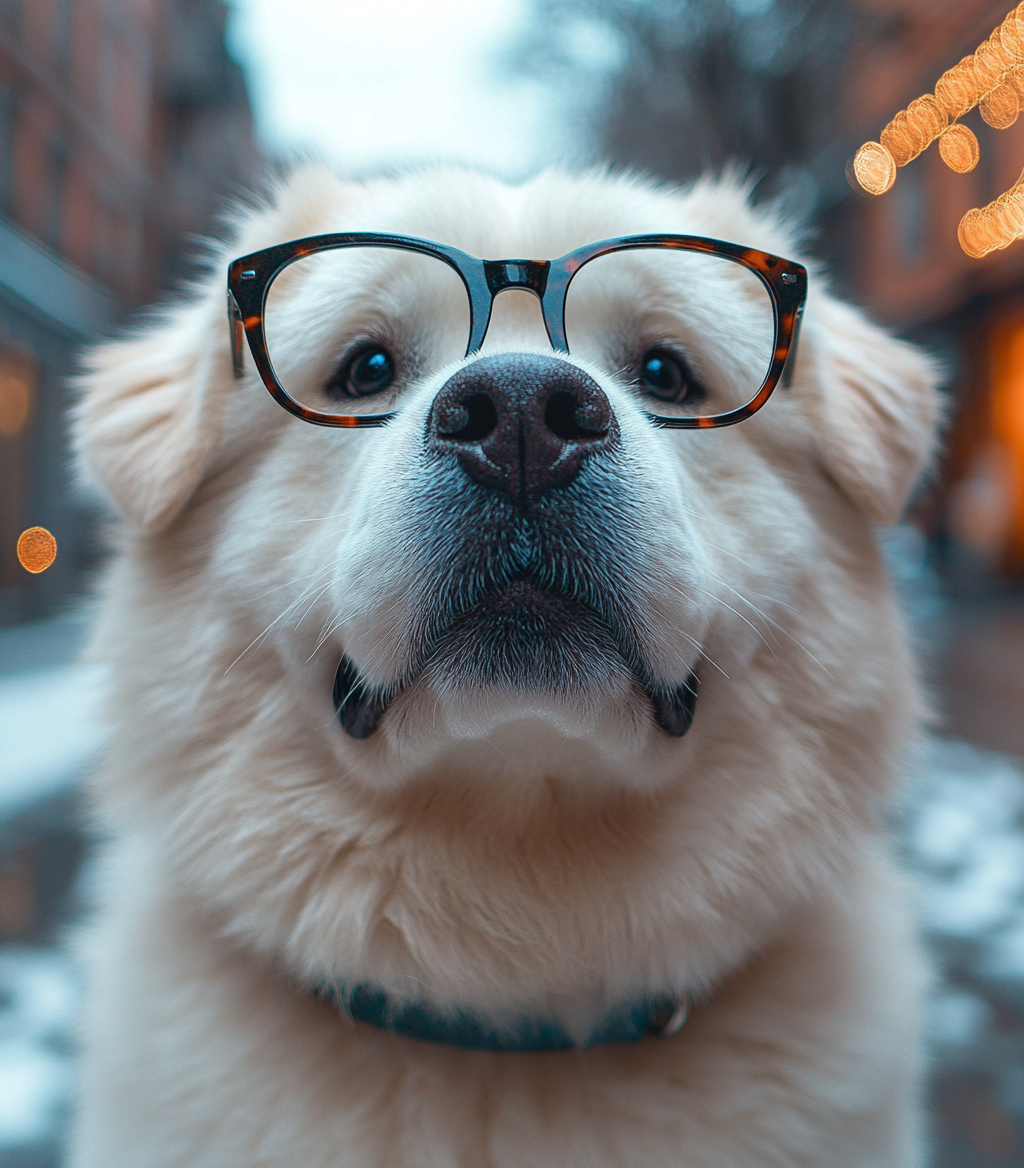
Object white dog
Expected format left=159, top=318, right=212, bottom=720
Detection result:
left=69, top=165, right=939, bottom=1167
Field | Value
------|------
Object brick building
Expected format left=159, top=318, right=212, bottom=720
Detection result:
left=848, top=0, right=1024, bottom=576
left=0, top=0, right=258, bottom=626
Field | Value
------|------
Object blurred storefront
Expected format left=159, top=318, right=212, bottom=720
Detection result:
left=850, top=0, right=1024, bottom=579
left=0, top=0, right=258, bottom=627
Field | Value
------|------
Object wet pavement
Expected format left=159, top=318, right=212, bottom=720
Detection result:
left=920, top=593, right=1024, bottom=1167
left=903, top=740, right=1024, bottom=1167
left=0, top=533, right=1023, bottom=1166
left=937, top=598, right=1024, bottom=761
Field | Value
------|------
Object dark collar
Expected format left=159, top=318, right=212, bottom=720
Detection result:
left=316, top=982, right=689, bottom=1051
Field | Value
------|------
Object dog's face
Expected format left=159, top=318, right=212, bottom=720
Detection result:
left=75, top=168, right=939, bottom=998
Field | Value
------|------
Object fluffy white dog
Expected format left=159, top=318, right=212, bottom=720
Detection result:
left=70, top=165, right=940, bottom=1167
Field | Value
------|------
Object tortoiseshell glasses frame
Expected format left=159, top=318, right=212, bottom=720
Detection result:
left=227, top=233, right=808, bottom=430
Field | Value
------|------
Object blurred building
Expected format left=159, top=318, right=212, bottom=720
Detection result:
left=528, top=0, right=1024, bottom=580
left=849, top=0, right=1024, bottom=578
left=0, top=0, right=258, bottom=627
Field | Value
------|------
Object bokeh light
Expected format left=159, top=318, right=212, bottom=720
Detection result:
left=981, top=81, right=1020, bottom=129
left=16, top=529, right=57, bottom=575
left=853, top=2, right=1024, bottom=256
left=852, top=141, right=896, bottom=195
left=0, top=350, right=35, bottom=439
left=940, top=124, right=981, bottom=173
left=958, top=170, right=1024, bottom=258
left=935, top=58, right=980, bottom=119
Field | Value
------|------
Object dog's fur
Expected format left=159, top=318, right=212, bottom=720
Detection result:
left=69, top=166, right=940, bottom=1167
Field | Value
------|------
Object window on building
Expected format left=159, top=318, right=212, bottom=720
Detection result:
left=41, top=136, right=70, bottom=251
left=0, top=89, right=15, bottom=214
left=948, top=321, right=1024, bottom=575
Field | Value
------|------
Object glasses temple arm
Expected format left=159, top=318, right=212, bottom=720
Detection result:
left=228, top=290, right=245, bottom=379
left=782, top=302, right=805, bottom=389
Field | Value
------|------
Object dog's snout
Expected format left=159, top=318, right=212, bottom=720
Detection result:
left=428, top=354, right=616, bottom=503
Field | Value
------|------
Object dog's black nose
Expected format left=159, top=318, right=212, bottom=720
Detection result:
left=427, top=353, right=616, bottom=504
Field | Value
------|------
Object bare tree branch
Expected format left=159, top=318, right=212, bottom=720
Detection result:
left=520, top=0, right=859, bottom=211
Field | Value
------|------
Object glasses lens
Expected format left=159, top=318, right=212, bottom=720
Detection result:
left=564, top=247, right=776, bottom=419
left=263, top=246, right=470, bottom=417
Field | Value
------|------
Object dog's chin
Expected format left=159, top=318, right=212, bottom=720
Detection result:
left=336, top=581, right=700, bottom=750
left=425, top=580, right=634, bottom=697
left=410, top=580, right=651, bottom=746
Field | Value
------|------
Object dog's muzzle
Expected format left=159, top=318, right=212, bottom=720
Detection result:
left=332, top=351, right=701, bottom=740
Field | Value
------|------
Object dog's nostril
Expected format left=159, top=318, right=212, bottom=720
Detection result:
left=438, top=393, right=498, bottom=442
left=544, top=390, right=609, bottom=442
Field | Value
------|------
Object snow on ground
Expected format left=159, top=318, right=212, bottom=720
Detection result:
left=0, top=666, right=106, bottom=826
left=0, top=948, right=78, bottom=1151
left=905, top=740, right=1024, bottom=983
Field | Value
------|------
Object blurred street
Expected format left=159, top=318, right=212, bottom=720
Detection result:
left=3, top=0, right=1024, bottom=1164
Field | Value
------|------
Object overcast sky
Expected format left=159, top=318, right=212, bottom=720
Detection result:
left=227, top=0, right=560, bottom=177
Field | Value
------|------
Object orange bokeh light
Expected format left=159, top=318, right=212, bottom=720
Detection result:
left=852, top=2, right=1024, bottom=256
left=991, top=323, right=1024, bottom=570
left=981, top=80, right=1020, bottom=128
left=0, top=349, right=35, bottom=439
left=939, top=124, right=980, bottom=174
left=852, top=142, right=896, bottom=195
left=17, top=527, right=57, bottom=574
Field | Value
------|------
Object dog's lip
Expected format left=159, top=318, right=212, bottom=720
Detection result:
left=333, top=580, right=700, bottom=740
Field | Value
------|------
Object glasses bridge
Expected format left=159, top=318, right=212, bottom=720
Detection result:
left=483, top=259, right=550, bottom=298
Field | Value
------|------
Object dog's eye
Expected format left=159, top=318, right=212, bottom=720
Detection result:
left=638, top=349, right=698, bottom=404
left=327, top=345, right=396, bottom=398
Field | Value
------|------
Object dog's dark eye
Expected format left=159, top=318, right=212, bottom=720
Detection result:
left=326, top=345, right=396, bottom=399
left=638, top=349, right=698, bottom=404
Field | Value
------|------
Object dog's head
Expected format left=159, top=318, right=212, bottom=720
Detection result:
left=74, top=167, right=939, bottom=997
left=76, top=167, right=939, bottom=799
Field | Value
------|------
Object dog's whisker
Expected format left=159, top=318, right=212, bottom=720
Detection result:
left=226, top=568, right=341, bottom=676
left=483, top=734, right=512, bottom=761
left=677, top=631, right=730, bottom=679
left=698, top=589, right=779, bottom=658
left=224, top=610, right=301, bottom=676
left=293, top=581, right=341, bottom=631
left=702, top=570, right=834, bottom=679
left=289, top=511, right=352, bottom=525
left=708, top=579, right=784, bottom=652
left=699, top=542, right=803, bottom=614
left=246, top=567, right=337, bottom=605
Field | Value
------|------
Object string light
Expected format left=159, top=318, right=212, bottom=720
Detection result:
left=959, top=169, right=1024, bottom=257
left=935, top=58, right=980, bottom=120
left=939, top=124, right=981, bottom=173
left=852, top=141, right=897, bottom=195
left=16, top=527, right=57, bottom=574
left=852, top=2, right=1024, bottom=256
left=980, top=81, right=1020, bottom=128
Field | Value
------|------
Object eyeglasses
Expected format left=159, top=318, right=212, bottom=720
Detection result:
left=227, top=233, right=807, bottom=430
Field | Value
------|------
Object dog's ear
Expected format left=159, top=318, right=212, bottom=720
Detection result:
left=73, top=293, right=227, bottom=533
left=73, top=163, right=356, bottom=534
left=798, top=292, right=942, bottom=525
